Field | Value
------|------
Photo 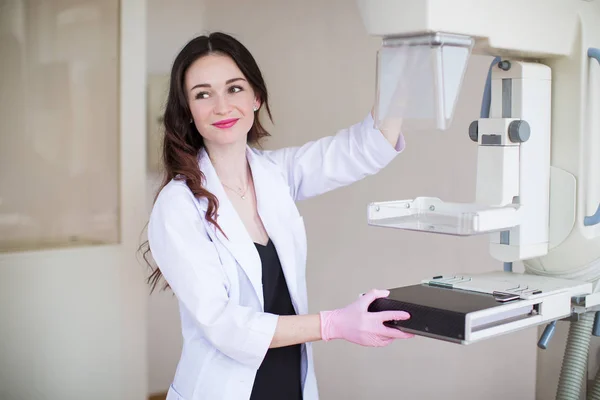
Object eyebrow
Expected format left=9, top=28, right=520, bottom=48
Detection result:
left=190, top=77, right=246, bottom=91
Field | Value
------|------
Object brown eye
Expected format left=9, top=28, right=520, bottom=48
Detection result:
left=229, top=86, right=243, bottom=94
left=195, top=92, right=209, bottom=99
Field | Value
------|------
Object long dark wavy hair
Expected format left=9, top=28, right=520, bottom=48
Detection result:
left=141, top=32, right=273, bottom=292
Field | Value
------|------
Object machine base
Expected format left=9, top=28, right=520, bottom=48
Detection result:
left=368, top=272, right=599, bottom=344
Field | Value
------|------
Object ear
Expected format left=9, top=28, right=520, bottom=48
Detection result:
left=253, top=97, right=261, bottom=112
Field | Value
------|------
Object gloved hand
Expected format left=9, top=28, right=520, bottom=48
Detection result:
left=319, top=289, right=414, bottom=347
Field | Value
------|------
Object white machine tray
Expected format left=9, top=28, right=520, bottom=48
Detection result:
left=367, top=197, right=520, bottom=236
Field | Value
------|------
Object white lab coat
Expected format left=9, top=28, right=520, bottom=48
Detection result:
left=147, top=113, right=404, bottom=400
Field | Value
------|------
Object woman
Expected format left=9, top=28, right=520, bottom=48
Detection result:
left=146, top=32, right=413, bottom=400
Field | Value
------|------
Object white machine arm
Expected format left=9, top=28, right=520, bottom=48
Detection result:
left=368, top=58, right=553, bottom=264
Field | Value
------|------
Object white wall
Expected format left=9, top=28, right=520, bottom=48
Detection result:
left=0, top=1, right=148, bottom=399
left=144, top=0, right=541, bottom=398
left=147, top=0, right=207, bottom=75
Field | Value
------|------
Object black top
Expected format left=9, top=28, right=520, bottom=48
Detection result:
left=250, top=239, right=303, bottom=400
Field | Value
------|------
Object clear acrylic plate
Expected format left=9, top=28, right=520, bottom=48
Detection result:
left=367, top=197, right=520, bottom=236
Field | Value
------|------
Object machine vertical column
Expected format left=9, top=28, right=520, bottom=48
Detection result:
left=484, top=60, right=552, bottom=262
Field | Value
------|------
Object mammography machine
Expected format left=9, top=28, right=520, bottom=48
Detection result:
left=356, top=1, right=600, bottom=398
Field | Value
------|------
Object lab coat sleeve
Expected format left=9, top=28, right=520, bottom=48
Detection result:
left=147, top=183, right=278, bottom=369
left=260, top=112, right=405, bottom=201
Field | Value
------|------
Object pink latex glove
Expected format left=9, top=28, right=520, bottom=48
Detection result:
left=320, top=289, right=414, bottom=347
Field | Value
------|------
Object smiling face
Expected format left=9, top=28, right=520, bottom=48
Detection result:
left=185, top=53, right=260, bottom=148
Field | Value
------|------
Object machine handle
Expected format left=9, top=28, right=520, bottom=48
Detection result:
left=584, top=48, right=600, bottom=227
left=480, top=57, right=501, bottom=119
left=593, top=311, right=600, bottom=337
left=538, top=321, right=557, bottom=349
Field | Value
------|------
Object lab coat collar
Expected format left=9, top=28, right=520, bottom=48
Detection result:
left=197, top=147, right=300, bottom=313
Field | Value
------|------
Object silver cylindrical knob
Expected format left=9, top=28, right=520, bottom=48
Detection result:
left=508, top=120, right=530, bottom=143
left=468, top=121, right=478, bottom=142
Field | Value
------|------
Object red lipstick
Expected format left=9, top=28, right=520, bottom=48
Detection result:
left=212, top=118, right=239, bottom=129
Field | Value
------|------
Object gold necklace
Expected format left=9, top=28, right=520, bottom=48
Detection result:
left=221, top=175, right=250, bottom=200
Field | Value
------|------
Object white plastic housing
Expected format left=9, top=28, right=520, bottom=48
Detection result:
left=474, top=118, right=520, bottom=206
left=356, top=0, right=578, bottom=59
left=486, top=62, right=552, bottom=262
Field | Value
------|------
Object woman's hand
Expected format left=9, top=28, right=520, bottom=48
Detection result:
left=269, top=289, right=413, bottom=349
left=371, top=106, right=404, bottom=149
left=320, top=289, right=414, bottom=347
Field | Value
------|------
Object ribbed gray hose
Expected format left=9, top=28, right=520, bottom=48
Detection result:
left=556, top=312, right=594, bottom=400
left=588, top=338, right=600, bottom=400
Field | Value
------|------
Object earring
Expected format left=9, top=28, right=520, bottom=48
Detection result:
left=253, top=106, right=258, bottom=112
